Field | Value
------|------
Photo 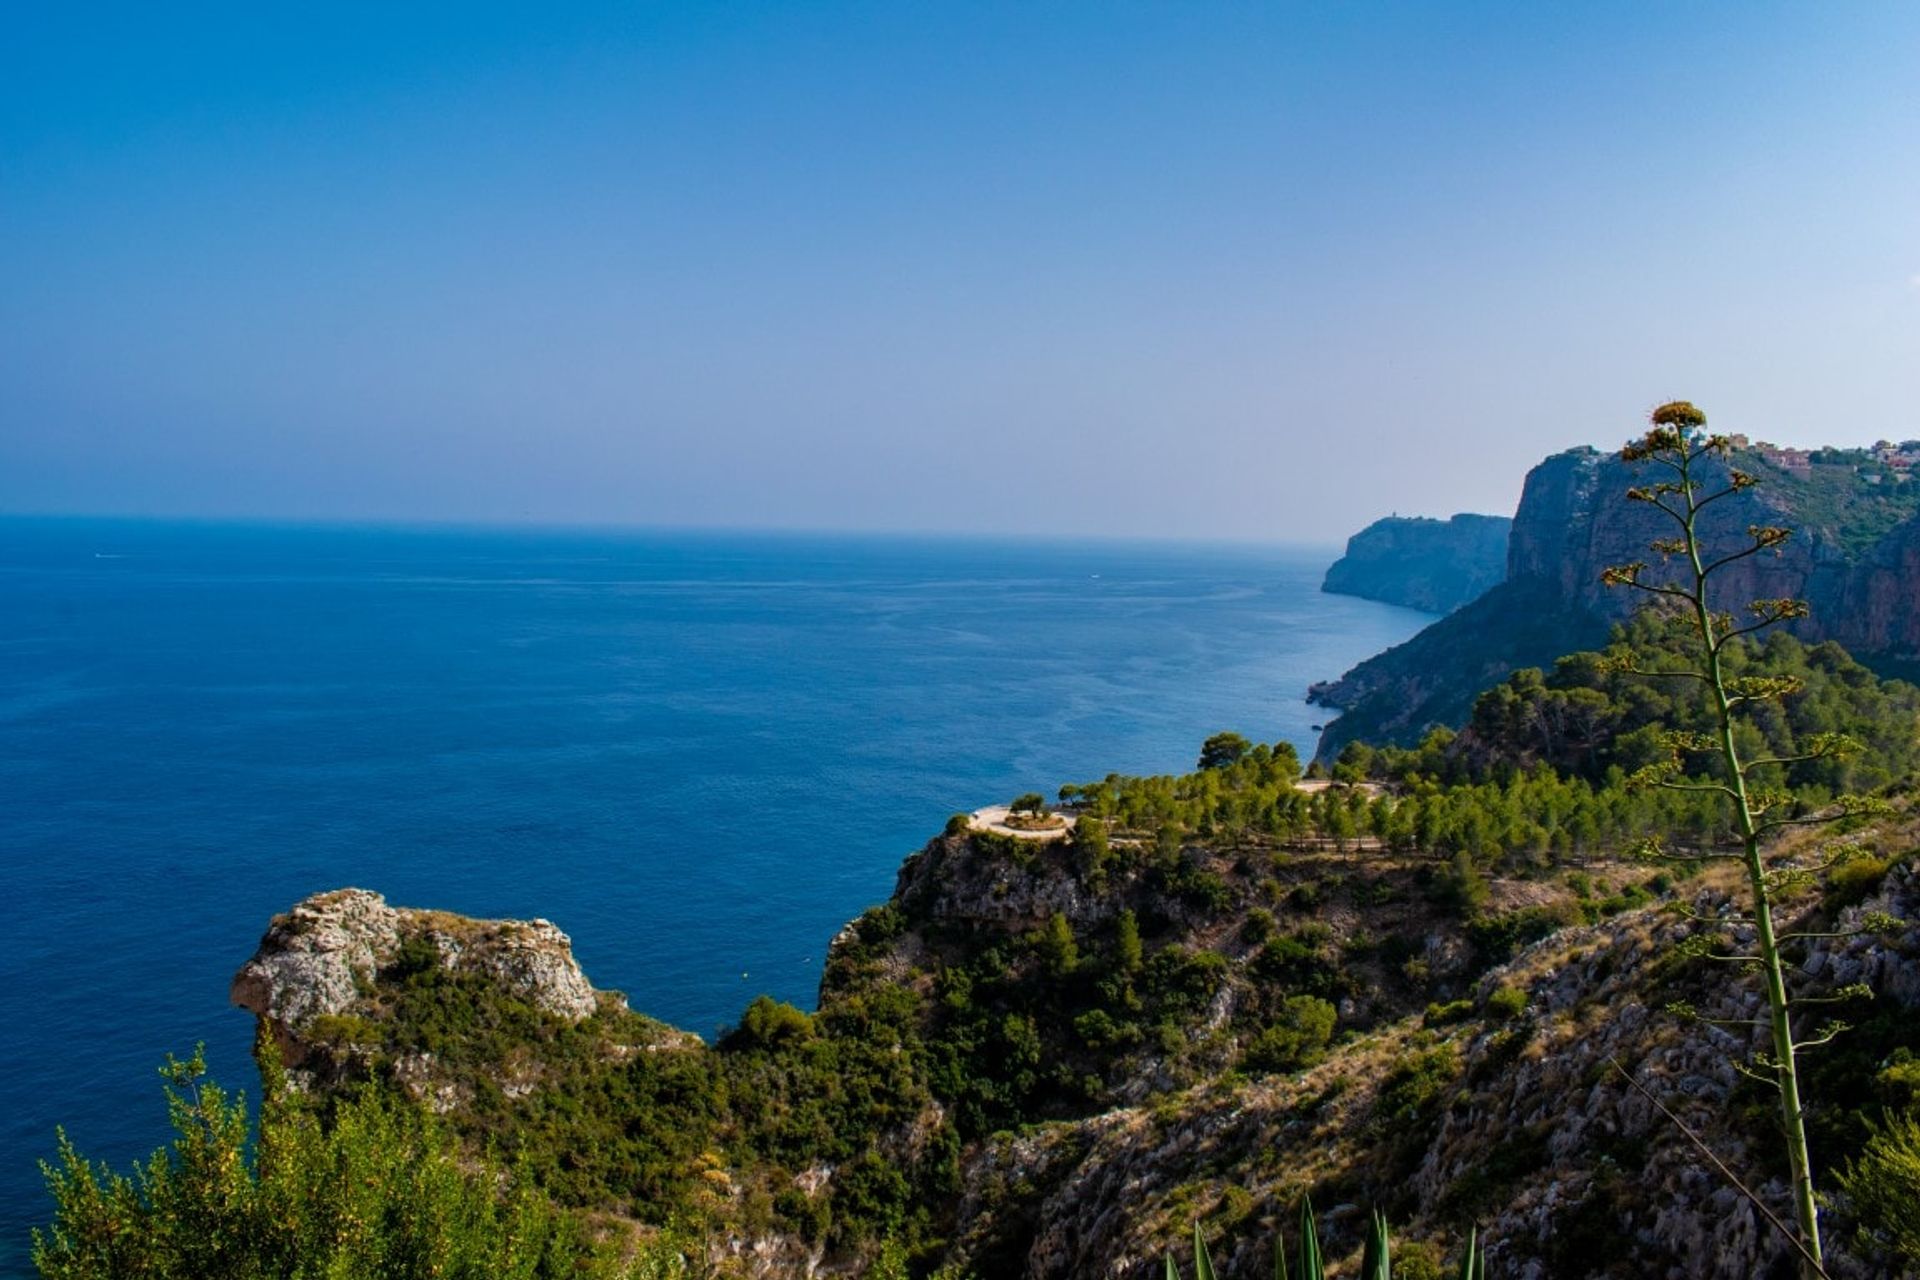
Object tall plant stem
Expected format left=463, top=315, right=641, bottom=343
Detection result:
left=1673, top=445, right=1823, bottom=1275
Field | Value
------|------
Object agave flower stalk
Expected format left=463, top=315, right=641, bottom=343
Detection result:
left=1603, top=400, right=1871, bottom=1277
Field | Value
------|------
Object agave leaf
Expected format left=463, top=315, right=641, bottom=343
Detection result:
left=1359, top=1208, right=1391, bottom=1280
left=1456, top=1225, right=1483, bottom=1280
left=1193, top=1223, right=1217, bottom=1280
left=1274, top=1225, right=1288, bottom=1280
left=1166, top=1250, right=1181, bottom=1280
left=1296, top=1198, right=1323, bottom=1280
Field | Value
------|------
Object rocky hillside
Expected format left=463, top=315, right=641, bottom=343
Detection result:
left=1311, top=442, right=1920, bottom=760
left=1321, top=514, right=1511, bottom=615
left=231, top=801, right=1920, bottom=1278
left=938, top=854, right=1920, bottom=1279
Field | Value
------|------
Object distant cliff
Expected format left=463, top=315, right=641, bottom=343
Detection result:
left=1312, top=442, right=1920, bottom=759
left=1320, top=513, right=1511, bottom=614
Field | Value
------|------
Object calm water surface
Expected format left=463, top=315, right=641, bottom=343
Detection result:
left=0, top=518, right=1434, bottom=1268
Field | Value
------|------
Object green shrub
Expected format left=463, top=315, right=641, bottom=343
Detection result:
left=33, top=1048, right=614, bottom=1280
left=1839, top=1111, right=1920, bottom=1268
left=303, top=1012, right=382, bottom=1048
left=1436, top=852, right=1489, bottom=915
left=1484, top=986, right=1528, bottom=1021
left=1032, top=912, right=1079, bottom=977
left=1073, top=1008, right=1140, bottom=1051
left=1467, top=906, right=1573, bottom=967
left=721, top=995, right=816, bottom=1051
left=1240, top=996, right=1337, bottom=1075
left=1376, top=1045, right=1461, bottom=1127
left=1876, top=1050, right=1920, bottom=1111
left=1827, top=854, right=1895, bottom=909
left=1251, top=934, right=1340, bottom=998
left=1241, top=908, right=1277, bottom=944
left=1393, top=1239, right=1446, bottom=1280
left=1423, top=999, right=1473, bottom=1027
left=1114, top=910, right=1144, bottom=974
left=1142, top=946, right=1229, bottom=1016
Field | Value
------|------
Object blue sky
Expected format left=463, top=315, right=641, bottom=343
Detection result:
left=3, top=3, right=1916, bottom=538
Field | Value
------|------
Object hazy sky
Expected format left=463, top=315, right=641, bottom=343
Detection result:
left=4, top=3, right=1917, bottom=539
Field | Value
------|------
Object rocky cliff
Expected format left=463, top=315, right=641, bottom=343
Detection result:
left=1321, top=513, right=1511, bottom=615
left=1312, top=443, right=1920, bottom=760
left=232, top=888, right=692, bottom=1092
left=229, top=807, right=1920, bottom=1278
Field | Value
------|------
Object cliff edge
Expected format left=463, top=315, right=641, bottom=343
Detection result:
left=1320, top=513, right=1511, bottom=615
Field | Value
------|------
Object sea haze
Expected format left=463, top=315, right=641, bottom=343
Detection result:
left=0, top=518, right=1434, bottom=1267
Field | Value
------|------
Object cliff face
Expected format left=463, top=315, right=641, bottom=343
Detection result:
left=1320, top=513, right=1512, bottom=615
left=1313, top=445, right=1920, bottom=760
left=1504, top=448, right=1835, bottom=626
left=1836, top=514, right=1920, bottom=663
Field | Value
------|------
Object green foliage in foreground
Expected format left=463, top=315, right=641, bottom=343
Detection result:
left=1838, top=1111, right=1920, bottom=1269
left=31, top=1046, right=672, bottom=1280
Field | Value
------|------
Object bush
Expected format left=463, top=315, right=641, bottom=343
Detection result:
left=722, top=995, right=816, bottom=1051
left=1468, top=905, right=1573, bottom=967
left=1436, top=851, right=1489, bottom=914
left=1241, top=909, right=1277, bottom=944
left=1485, top=985, right=1528, bottom=1021
left=1827, top=854, right=1895, bottom=909
left=1251, top=934, right=1339, bottom=998
left=1876, top=1050, right=1920, bottom=1111
left=1240, top=996, right=1337, bottom=1074
left=33, top=1048, right=613, bottom=1280
left=832, top=1153, right=911, bottom=1244
left=1840, top=1111, right=1920, bottom=1267
left=1033, top=912, right=1079, bottom=977
left=1423, top=999, right=1473, bottom=1026
left=1376, top=1045, right=1461, bottom=1127
left=1142, top=946, right=1229, bottom=1016
left=1074, top=1008, right=1141, bottom=1051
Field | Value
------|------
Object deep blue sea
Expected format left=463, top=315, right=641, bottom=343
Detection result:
left=0, top=518, right=1435, bottom=1270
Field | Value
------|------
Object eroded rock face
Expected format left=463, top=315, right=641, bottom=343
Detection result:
left=890, top=834, right=1113, bottom=932
left=231, top=888, right=600, bottom=1067
left=942, top=864, right=1920, bottom=1280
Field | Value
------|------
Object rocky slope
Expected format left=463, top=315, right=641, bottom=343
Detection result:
left=1312, top=443, right=1920, bottom=760
left=231, top=811, right=1920, bottom=1278
left=939, top=857, right=1920, bottom=1279
left=1321, top=514, right=1511, bottom=615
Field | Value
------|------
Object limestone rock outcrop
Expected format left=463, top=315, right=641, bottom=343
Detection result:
left=232, top=888, right=602, bottom=1068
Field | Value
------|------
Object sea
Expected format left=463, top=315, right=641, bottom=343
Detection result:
left=0, top=517, right=1436, bottom=1271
